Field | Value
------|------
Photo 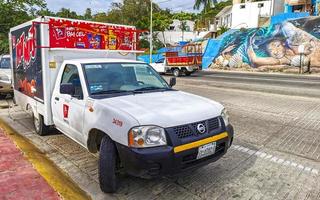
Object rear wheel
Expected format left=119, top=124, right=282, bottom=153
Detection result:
left=33, top=113, right=50, bottom=136
left=99, top=135, right=119, bottom=193
left=173, top=69, right=180, bottom=77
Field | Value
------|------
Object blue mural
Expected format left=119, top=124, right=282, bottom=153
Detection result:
left=212, top=16, right=320, bottom=70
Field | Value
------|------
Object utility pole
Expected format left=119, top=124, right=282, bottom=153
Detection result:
left=149, top=0, right=153, bottom=63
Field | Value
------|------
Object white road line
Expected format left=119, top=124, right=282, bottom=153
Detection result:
left=231, top=145, right=319, bottom=175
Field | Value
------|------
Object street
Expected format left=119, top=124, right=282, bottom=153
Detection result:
left=1, top=71, right=320, bottom=200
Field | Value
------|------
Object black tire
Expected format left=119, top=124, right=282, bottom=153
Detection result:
left=33, top=113, right=50, bottom=136
left=173, top=69, right=180, bottom=77
left=185, top=71, right=192, bottom=76
left=99, top=135, right=118, bottom=193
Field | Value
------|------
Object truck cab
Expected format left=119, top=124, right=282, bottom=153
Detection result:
left=48, top=58, right=234, bottom=193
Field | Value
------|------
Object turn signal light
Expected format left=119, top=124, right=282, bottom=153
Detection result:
left=128, top=130, right=134, bottom=146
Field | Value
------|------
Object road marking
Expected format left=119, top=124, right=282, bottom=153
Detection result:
left=231, top=145, right=319, bottom=175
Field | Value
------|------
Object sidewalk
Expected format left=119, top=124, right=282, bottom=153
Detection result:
left=0, top=129, right=61, bottom=200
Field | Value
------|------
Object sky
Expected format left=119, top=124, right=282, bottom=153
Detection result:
left=45, top=0, right=199, bottom=14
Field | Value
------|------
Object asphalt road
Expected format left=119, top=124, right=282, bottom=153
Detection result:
left=1, top=71, right=320, bottom=200
left=176, top=71, right=320, bottom=98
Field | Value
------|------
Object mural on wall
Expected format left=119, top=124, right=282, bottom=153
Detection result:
left=212, top=17, right=320, bottom=71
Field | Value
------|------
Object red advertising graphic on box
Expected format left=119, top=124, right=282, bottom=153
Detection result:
left=11, top=24, right=44, bottom=100
left=49, top=18, right=136, bottom=50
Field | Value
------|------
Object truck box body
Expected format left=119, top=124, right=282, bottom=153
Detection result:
left=9, top=16, right=141, bottom=125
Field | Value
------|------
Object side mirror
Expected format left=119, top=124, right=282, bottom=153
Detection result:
left=60, top=83, right=75, bottom=96
left=169, top=77, right=176, bottom=87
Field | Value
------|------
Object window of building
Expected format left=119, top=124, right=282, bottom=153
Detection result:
left=169, top=26, right=175, bottom=31
left=258, top=3, right=264, bottom=8
left=240, top=5, right=246, bottom=9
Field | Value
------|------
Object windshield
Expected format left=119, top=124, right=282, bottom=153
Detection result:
left=0, top=58, right=10, bottom=69
left=83, top=62, right=170, bottom=95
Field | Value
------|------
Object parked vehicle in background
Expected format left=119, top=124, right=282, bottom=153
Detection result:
left=151, top=43, right=202, bottom=77
left=0, top=54, right=13, bottom=98
left=10, top=16, right=234, bottom=193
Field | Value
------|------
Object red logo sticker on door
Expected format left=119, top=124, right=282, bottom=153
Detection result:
left=63, top=104, right=69, bottom=118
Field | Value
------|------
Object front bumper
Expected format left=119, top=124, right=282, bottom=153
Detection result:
left=0, top=81, right=13, bottom=94
left=116, top=124, right=234, bottom=179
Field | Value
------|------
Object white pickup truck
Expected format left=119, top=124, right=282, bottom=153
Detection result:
left=10, top=17, right=234, bottom=193
left=0, top=54, right=13, bottom=97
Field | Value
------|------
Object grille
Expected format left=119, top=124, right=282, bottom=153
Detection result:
left=173, top=125, right=194, bottom=139
left=208, top=118, right=220, bottom=131
left=173, top=117, right=220, bottom=139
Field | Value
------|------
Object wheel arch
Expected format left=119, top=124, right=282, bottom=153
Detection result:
left=87, top=128, right=112, bottom=153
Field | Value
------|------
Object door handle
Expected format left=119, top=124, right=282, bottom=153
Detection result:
left=55, top=97, right=59, bottom=101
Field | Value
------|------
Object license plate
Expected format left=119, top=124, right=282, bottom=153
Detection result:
left=197, top=142, right=216, bottom=159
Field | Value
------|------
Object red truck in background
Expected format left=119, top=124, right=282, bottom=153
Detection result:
left=151, top=43, right=202, bottom=77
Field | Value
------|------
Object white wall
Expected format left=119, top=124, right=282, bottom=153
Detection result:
left=156, top=31, right=197, bottom=45
left=217, top=10, right=233, bottom=28
left=168, top=20, right=195, bottom=32
left=231, top=1, right=272, bottom=29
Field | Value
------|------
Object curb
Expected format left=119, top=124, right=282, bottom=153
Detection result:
left=0, top=118, right=91, bottom=200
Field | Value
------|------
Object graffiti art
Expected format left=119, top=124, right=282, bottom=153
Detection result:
left=212, top=16, right=320, bottom=71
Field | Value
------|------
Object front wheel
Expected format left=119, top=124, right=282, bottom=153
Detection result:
left=99, top=135, right=119, bottom=193
left=173, top=69, right=181, bottom=77
left=33, top=113, right=50, bottom=136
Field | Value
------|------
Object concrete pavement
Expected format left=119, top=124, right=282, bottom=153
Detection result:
left=0, top=72, right=319, bottom=199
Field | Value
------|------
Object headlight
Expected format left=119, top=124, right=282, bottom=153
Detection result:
left=128, top=126, right=167, bottom=148
left=221, top=108, right=230, bottom=126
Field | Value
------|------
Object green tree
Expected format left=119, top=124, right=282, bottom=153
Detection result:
left=153, top=10, right=173, bottom=46
left=173, top=12, right=193, bottom=42
left=195, top=0, right=232, bottom=31
left=56, top=8, right=80, bottom=19
left=217, top=25, right=229, bottom=36
left=83, top=8, right=92, bottom=20
left=35, top=8, right=56, bottom=17
left=0, top=0, right=46, bottom=54
left=194, top=0, right=217, bottom=12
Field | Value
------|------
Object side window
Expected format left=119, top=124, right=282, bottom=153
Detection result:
left=61, top=64, right=83, bottom=98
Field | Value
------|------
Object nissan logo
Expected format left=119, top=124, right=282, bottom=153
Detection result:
left=197, top=123, right=206, bottom=134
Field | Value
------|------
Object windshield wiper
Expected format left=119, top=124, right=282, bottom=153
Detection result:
left=91, top=90, right=132, bottom=95
left=133, top=86, right=170, bottom=92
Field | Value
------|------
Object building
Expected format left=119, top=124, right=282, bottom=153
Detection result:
left=156, top=20, right=212, bottom=45
left=215, top=5, right=233, bottom=29
left=284, top=0, right=320, bottom=15
left=168, top=19, right=195, bottom=32
left=231, top=0, right=285, bottom=28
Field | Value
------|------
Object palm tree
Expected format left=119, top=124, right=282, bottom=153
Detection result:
left=194, top=0, right=218, bottom=11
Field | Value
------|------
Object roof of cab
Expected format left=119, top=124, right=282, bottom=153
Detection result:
left=64, top=58, right=145, bottom=64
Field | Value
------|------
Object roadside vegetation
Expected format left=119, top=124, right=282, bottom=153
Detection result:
left=0, top=0, right=231, bottom=54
